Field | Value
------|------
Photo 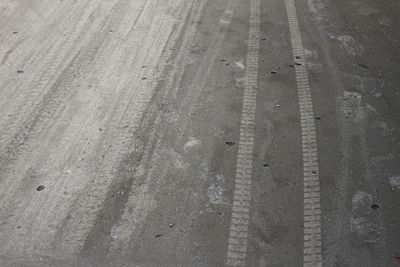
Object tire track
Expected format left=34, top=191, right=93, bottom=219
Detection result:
left=0, top=0, right=99, bottom=153
left=285, top=0, right=322, bottom=265
left=0, top=0, right=151, bottom=256
left=105, top=0, right=205, bottom=256
left=225, top=0, right=260, bottom=265
left=48, top=0, right=191, bottom=257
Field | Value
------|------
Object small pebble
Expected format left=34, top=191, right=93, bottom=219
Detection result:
left=37, top=185, right=45, bottom=191
left=371, top=204, right=379, bottom=210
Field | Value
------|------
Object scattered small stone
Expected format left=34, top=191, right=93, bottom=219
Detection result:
left=295, top=62, right=302, bottom=66
left=169, top=224, right=174, bottom=228
left=271, top=71, right=277, bottom=74
left=276, top=104, right=281, bottom=107
left=37, top=185, right=45, bottom=191
left=371, top=204, right=379, bottom=210
left=263, top=163, right=270, bottom=168
left=155, top=234, right=162, bottom=238
left=17, top=70, right=24, bottom=74
left=226, top=141, right=236, bottom=146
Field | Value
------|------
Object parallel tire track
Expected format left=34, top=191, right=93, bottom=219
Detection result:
left=226, top=0, right=260, bottom=265
left=285, top=0, right=322, bottom=265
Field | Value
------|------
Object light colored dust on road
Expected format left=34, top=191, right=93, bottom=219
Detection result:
left=0, top=0, right=195, bottom=263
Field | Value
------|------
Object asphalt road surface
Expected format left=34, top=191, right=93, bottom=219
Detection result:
left=0, top=0, right=399, bottom=266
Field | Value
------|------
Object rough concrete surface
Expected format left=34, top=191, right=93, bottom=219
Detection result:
left=0, top=0, right=399, bottom=266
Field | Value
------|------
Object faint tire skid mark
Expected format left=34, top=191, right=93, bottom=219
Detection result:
left=226, top=0, right=259, bottom=265
left=0, top=0, right=132, bottom=211
left=108, top=0, right=203, bottom=254
left=26, top=0, right=150, bottom=253
left=0, top=0, right=98, bottom=153
left=0, top=0, right=148, bottom=255
left=178, top=1, right=238, bottom=135
left=285, top=0, right=322, bottom=266
left=52, top=0, right=183, bottom=255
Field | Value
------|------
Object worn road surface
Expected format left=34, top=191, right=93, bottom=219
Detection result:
left=0, top=0, right=399, bottom=266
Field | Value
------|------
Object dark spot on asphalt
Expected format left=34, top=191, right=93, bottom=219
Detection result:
left=99, top=128, right=103, bottom=131
left=17, top=70, right=24, bottom=73
left=289, top=64, right=294, bottom=67
left=12, top=31, right=18, bottom=34
left=271, top=71, right=277, bottom=74
left=358, top=63, right=370, bottom=69
left=312, top=171, right=317, bottom=174
left=263, top=163, right=270, bottom=168
left=296, top=56, right=301, bottom=59
left=220, top=59, right=227, bottom=62
left=155, top=234, right=162, bottom=238
left=225, top=63, right=230, bottom=66
left=37, top=185, right=45, bottom=191
left=142, top=77, right=147, bottom=80
left=316, top=117, right=321, bottom=120
left=371, top=204, right=379, bottom=210
left=295, top=62, right=302, bottom=66
left=262, top=38, right=266, bottom=40
left=226, top=141, right=236, bottom=146
left=142, top=65, right=146, bottom=68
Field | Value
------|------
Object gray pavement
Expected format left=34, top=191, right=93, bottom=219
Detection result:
left=0, top=0, right=399, bottom=266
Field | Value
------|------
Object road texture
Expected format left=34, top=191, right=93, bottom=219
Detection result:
left=0, top=0, right=399, bottom=266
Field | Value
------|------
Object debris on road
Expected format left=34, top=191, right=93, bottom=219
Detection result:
left=37, top=185, right=45, bottom=191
